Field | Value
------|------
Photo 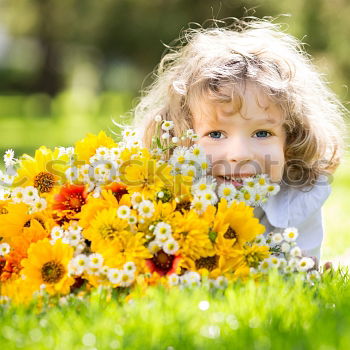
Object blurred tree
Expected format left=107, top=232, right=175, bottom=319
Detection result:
left=0, top=0, right=348, bottom=100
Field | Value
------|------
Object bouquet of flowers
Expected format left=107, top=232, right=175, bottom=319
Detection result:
left=0, top=119, right=318, bottom=304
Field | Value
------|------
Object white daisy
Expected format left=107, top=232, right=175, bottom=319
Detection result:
left=123, top=261, right=136, bottom=274
left=161, top=120, right=174, bottom=131
left=290, top=246, right=302, bottom=258
left=154, top=222, right=172, bottom=239
left=186, top=129, right=194, bottom=138
left=89, top=253, right=104, bottom=268
left=163, top=239, right=179, bottom=255
left=259, top=258, right=271, bottom=272
left=154, top=114, right=162, bottom=122
left=23, top=186, right=39, bottom=203
left=265, top=183, right=280, bottom=196
left=215, top=276, right=228, bottom=289
left=283, top=228, right=299, bottom=242
left=148, top=240, right=162, bottom=254
left=161, top=132, right=170, bottom=140
left=128, top=215, right=137, bottom=225
left=67, top=231, right=82, bottom=247
left=11, top=187, right=25, bottom=203
left=117, top=205, right=131, bottom=219
left=281, top=242, right=291, bottom=253
left=192, top=176, right=217, bottom=194
left=168, top=273, right=180, bottom=286
left=243, top=176, right=256, bottom=189
left=138, top=200, right=155, bottom=218
left=200, top=190, right=218, bottom=205
left=307, top=270, right=321, bottom=282
left=107, top=268, right=122, bottom=284
left=297, top=257, right=315, bottom=272
left=171, top=137, right=179, bottom=144
left=218, top=183, right=237, bottom=201
left=190, top=197, right=210, bottom=215
left=130, top=192, right=143, bottom=209
left=119, top=271, right=135, bottom=287
left=0, top=242, right=10, bottom=256
left=65, top=167, right=79, bottom=182
left=51, top=226, right=64, bottom=240
left=4, top=149, right=15, bottom=167
left=271, top=233, right=283, bottom=245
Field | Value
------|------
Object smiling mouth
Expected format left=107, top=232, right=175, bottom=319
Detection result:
left=217, top=174, right=256, bottom=187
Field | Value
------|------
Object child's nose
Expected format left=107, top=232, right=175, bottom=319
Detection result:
left=226, top=136, right=254, bottom=163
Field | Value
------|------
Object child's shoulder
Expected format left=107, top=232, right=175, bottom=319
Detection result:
left=261, top=175, right=332, bottom=228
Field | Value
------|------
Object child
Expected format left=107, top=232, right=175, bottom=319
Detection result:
left=132, top=18, right=347, bottom=261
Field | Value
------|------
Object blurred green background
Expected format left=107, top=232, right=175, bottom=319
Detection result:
left=0, top=0, right=349, bottom=261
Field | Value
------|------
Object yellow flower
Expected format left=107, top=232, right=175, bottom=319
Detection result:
left=120, top=155, right=173, bottom=198
left=83, top=208, right=130, bottom=249
left=0, top=278, right=35, bottom=305
left=100, top=232, right=152, bottom=271
left=171, top=210, right=214, bottom=260
left=14, top=146, right=69, bottom=195
left=21, top=238, right=74, bottom=295
left=215, top=199, right=265, bottom=247
left=0, top=203, right=52, bottom=244
left=74, top=131, right=116, bottom=162
left=78, top=189, right=131, bottom=229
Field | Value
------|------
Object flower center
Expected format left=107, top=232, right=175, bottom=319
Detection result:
left=34, top=172, right=55, bottom=193
left=224, top=227, right=237, bottom=239
left=152, top=250, right=175, bottom=271
left=41, top=260, right=65, bottom=283
left=0, top=208, right=8, bottom=214
left=175, top=201, right=191, bottom=212
left=64, top=194, right=86, bottom=212
left=244, top=250, right=266, bottom=268
left=99, top=224, right=118, bottom=240
left=195, top=255, right=219, bottom=271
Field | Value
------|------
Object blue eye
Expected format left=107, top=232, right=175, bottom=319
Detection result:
left=254, top=130, right=272, bottom=138
left=208, top=131, right=223, bottom=139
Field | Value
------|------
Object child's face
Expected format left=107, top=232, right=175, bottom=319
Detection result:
left=192, top=83, right=286, bottom=186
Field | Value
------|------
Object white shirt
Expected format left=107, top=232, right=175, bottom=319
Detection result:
left=253, top=175, right=332, bottom=261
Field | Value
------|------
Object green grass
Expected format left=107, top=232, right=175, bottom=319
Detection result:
left=323, top=155, right=350, bottom=262
left=1, top=270, right=350, bottom=350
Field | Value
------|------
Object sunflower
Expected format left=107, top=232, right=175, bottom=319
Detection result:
left=74, top=131, right=116, bottom=162
left=215, top=199, right=265, bottom=247
left=21, top=238, right=74, bottom=295
left=0, top=203, right=52, bottom=244
left=14, top=146, right=69, bottom=195
left=170, top=210, right=214, bottom=260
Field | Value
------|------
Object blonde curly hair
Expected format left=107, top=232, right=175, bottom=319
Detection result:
left=132, top=17, right=348, bottom=189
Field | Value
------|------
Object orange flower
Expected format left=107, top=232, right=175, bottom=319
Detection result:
left=53, top=184, right=87, bottom=221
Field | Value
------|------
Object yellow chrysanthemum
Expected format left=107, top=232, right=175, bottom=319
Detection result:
left=83, top=208, right=130, bottom=249
left=0, top=277, right=36, bottom=305
left=120, top=156, right=173, bottom=198
left=99, top=231, right=152, bottom=271
left=0, top=203, right=53, bottom=243
left=171, top=210, right=214, bottom=260
left=21, top=238, right=74, bottom=295
left=14, top=146, right=69, bottom=195
left=74, top=131, right=116, bottom=162
left=78, top=190, right=131, bottom=229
